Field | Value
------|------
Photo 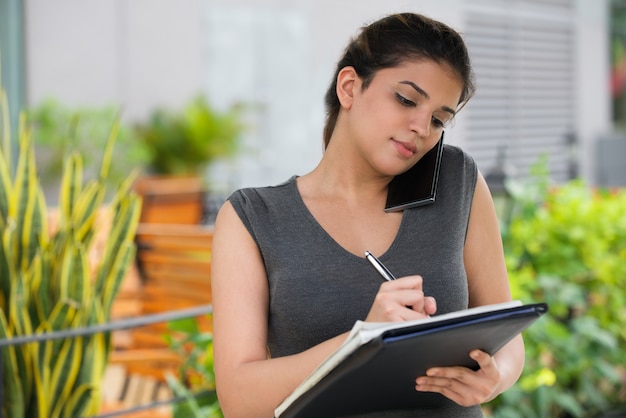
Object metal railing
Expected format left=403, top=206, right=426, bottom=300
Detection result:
left=0, top=304, right=214, bottom=418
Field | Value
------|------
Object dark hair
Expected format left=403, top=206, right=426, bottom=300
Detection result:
left=322, top=12, right=476, bottom=148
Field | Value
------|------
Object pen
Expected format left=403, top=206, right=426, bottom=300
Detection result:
left=364, top=251, right=397, bottom=281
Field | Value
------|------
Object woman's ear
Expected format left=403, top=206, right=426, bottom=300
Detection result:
left=336, top=66, right=358, bottom=109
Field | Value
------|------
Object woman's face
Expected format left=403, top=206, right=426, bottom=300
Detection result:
left=346, top=59, right=463, bottom=176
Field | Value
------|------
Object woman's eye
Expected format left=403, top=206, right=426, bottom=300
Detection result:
left=431, top=117, right=446, bottom=128
left=395, top=93, right=415, bottom=107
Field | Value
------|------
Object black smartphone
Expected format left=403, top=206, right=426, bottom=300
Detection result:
left=384, top=132, right=444, bottom=212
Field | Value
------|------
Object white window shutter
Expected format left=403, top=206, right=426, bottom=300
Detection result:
left=464, top=0, right=576, bottom=182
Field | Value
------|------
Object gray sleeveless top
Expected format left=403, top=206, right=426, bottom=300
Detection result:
left=229, top=145, right=483, bottom=417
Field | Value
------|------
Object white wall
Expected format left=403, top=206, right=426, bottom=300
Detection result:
left=574, top=0, right=612, bottom=184
left=24, top=0, right=205, bottom=119
left=201, top=0, right=466, bottom=192
left=23, top=0, right=612, bottom=193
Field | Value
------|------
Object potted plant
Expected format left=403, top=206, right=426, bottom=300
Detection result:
left=133, top=95, right=247, bottom=224
left=0, top=90, right=141, bottom=417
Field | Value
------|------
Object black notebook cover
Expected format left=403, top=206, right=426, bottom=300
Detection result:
left=276, top=302, right=548, bottom=418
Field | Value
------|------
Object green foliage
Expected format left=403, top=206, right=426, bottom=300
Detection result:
left=487, top=161, right=626, bottom=417
left=164, top=316, right=222, bottom=418
left=134, top=95, right=247, bottom=176
left=0, top=89, right=142, bottom=417
left=26, top=98, right=150, bottom=188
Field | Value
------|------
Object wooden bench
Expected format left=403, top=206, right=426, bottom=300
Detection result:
left=133, top=223, right=213, bottom=349
left=102, top=223, right=214, bottom=416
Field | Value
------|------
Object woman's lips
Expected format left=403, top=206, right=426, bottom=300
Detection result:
left=391, top=139, right=416, bottom=158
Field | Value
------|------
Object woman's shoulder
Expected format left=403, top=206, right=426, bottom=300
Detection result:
left=225, top=176, right=302, bottom=240
left=228, top=176, right=299, bottom=212
left=442, top=143, right=476, bottom=164
left=442, top=144, right=477, bottom=175
left=439, top=144, right=478, bottom=198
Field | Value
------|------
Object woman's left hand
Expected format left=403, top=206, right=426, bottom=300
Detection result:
left=414, top=350, right=501, bottom=406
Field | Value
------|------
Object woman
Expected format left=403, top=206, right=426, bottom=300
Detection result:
left=211, top=12, right=525, bottom=417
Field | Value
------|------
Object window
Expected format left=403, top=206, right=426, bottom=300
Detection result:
left=464, top=0, right=576, bottom=182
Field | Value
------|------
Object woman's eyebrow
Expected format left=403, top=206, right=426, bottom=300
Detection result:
left=398, top=80, right=457, bottom=116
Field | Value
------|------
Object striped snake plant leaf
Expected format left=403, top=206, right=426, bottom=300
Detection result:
left=109, top=167, right=140, bottom=215
left=59, top=152, right=83, bottom=223
left=58, top=242, right=90, bottom=310
left=98, top=118, right=119, bottom=182
left=0, top=135, right=12, bottom=226
left=13, top=126, right=43, bottom=272
left=0, top=84, right=11, bottom=173
left=41, top=301, right=78, bottom=408
left=33, top=187, right=49, bottom=247
left=25, top=250, right=44, bottom=342
left=10, top=272, right=35, bottom=408
left=0, top=226, right=13, bottom=311
left=19, top=178, right=42, bottom=274
left=108, top=168, right=141, bottom=232
left=10, top=271, right=32, bottom=335
left=101, top=240, right=136, bottom=319
left=48, top=227, right=70, bottom=289
left=49, top=322, right=84, bottom=418
left=71, top=180, right=103, bottom=248
left=0, top=128, right=15, bottom=309
left=92, top=194, right=140, bottom=344
left=23, top=252, right=55, bottom=409
left=41, top=302, right=76, bottom=372
left=94, top=171, right=141, bottom=312
left=33, top=302, right=77, bottom=418
left=32, top=250, right=53, bottom=328
left=94, top=193, right=140, bottom=300
left=62, top=383, right=94, bottom=418
left=44, top=299, right=78, bottom=333
left=33, top=323, right=53, bottom=418
left=68, top=117, right=120, bottom=255
left=0, top=310, right=25, bottom=418
left=77, top=299, right=108, bottom=416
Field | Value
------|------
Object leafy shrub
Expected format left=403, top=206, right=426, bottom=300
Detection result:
left=165, top=316, right=223, bottom=418
left=27, top=99, right=149, bottom=188
left=487, top=162, right=626, bottom=417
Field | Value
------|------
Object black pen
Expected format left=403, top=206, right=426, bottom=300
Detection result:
left=364, top=251, right=397, bottom=281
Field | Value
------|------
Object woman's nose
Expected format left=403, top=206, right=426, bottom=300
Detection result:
left=410, top=109, right=431, bottom=138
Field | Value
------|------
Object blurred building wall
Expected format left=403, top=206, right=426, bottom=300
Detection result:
left=24, top=0, right=205, bottom=120
left=21, top=0, right=612, bottom=192
left=463, top=0, right=611, bottom=184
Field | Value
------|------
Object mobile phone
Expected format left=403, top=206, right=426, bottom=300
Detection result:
left=384, top=132, right=444, bottom=212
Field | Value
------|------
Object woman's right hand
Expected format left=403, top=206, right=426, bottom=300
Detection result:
left=365, top=275, right=437, bottom=322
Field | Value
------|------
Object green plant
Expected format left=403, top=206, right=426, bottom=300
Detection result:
left=164, top=316, right=222, bottom=418
left=27, top=98, right=150, bottom=188
left=486, top=162, right=626, bottom=417
left=0, top=92, right=142, bottom=416
left=134, top=95, right=246, bottom=176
